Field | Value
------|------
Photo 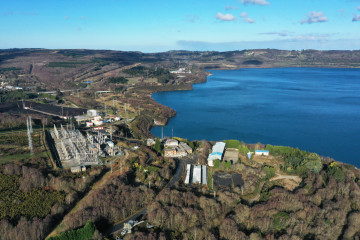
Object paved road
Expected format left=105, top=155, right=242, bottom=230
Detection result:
left=107, top=158, right=185, bottom=236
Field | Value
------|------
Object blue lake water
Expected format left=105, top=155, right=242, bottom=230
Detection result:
left=151, top=68, right=360, bottom=167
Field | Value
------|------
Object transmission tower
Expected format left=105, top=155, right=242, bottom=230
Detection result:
left=29, top=116, right=33, bottom=133
left=27, top=116, right=34, bottom=155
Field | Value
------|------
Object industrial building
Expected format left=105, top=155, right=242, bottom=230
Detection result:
left=207, top=142, right=226, bottom=167
left=164, top=139, right=193, bottom=158
left=255, top=150, right=270, bottom=156
left=50, top=125, right=101, bottom=168
left=185, top=164, right=207, bottom=185
left=192, top=165, right=202, bottom=184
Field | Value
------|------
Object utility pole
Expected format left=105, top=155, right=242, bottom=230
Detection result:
left=113, top=98, right=115, bottom=108
left=161, top=127, right=164, bottom=139
left=105, top=103, right=107, bottom=117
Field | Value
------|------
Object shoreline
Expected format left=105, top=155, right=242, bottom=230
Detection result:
left=149, top=65, right=360, bottom=132
left=147, top=67, right=360, bottom=168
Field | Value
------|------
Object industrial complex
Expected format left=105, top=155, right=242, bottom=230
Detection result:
left=49, top=124, right=121, bottom=170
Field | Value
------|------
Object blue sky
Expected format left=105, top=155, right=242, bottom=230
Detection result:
left=1, top=0, right=360, bottom=52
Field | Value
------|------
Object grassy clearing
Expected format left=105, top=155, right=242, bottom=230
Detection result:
left=0, top=131, right=51, bottom=166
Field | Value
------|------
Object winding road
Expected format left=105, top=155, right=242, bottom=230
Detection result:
left=107, top=158, right=185, bottom=236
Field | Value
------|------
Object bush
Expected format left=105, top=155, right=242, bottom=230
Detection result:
left=238, top=143, right=250, bottom=155
left=263, top=166, right=276, bottom=180
left=273, top=212, right=290, bottom=231
left=214, top=159, right=220, bottom=169
left=326, top=163, right=345, bottom=182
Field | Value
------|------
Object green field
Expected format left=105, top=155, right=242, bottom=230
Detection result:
left=0, top=131, right=52, bottom=166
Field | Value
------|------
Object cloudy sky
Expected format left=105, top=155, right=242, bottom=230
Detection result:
left=1, top=0, right=360, bottom=52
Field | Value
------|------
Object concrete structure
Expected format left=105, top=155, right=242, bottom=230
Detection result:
left=202, top=165, right=207, bottom=185
left=165, top=139, right=179, bottom=147
left=255, top=150, right=269, bottom=156
left=223, top=148, right=239, bottom=164
left=192, top=165, right=202, bottom=184
left=185, top=164, right=191, bottom=184
left=207, top=142, right=226, bottom=167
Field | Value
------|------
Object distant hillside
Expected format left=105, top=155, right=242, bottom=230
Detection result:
left=1, top=48, right=360, bottom=90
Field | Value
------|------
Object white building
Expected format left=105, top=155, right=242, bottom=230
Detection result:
left=207, top=142, right=226, bottom=167
left=255, top=150, right=269, bottom=156
left=87, top=109, right=98, bottom=117
left=165, top=139, right=179, bottom=147
left=92, top=116, right=103, bottom=126
left=185, top=164, right=191, bottom=184
left=192, top=165, right=202, bottom=184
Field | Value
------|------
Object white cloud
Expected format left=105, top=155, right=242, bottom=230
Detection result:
left=240, top=12, right=255, bottom=23
left=65, top=16, right=69, bottom=20
left=240, top=12, right=248, bottom=17
left=358, top=6, right=360, bottom=11
left=225, top=6, right=238, bottom=11
left=215, top=12, right=236, bottom=21
left=245, top=18, right=255, bottom=23
left=301, top=11, right=328, bottom=24
left=353, top=15, right=360, bottom=21
left=260, top=31, right=292, bottom=37
left=241, top=0, right=270, bottom=6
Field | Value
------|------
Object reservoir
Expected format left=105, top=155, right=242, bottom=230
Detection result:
left=151, top=68, right=360, bottom=167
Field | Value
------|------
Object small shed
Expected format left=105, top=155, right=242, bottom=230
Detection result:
left=255, top=150, right=269, bottom=156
